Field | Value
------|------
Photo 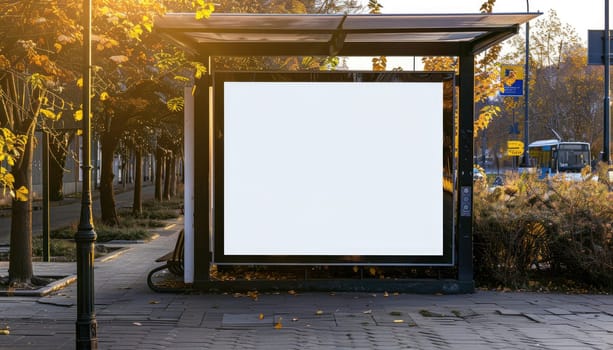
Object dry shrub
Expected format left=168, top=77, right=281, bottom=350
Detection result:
left=473, top=171, right=613, bottom=290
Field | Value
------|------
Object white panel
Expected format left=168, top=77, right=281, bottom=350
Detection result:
left=224, top=82, right=442, bottom=256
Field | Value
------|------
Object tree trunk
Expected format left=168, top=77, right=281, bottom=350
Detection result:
left=49, top=133, right=73, bottom=201
left=121, top=152, right=127, bottom=190
left=100, top=134, right=119, bottom=226
left=132, top=147, right=142, bottom=216
left=163, top=152, right=172, bottom=201
left=9, top=128, right=35, bottom=284
left=169, top=155, right=177, bottom=197
left=155, top=147, right=164, bottom=201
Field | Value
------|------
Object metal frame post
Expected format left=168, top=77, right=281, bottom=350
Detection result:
left=194, top=56, right=211, bottom=285
left=458, top=49, right=475, bottom=286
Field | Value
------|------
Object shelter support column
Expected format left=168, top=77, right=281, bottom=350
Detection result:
left=194, top=58, right=211, bottom=284
left=184, top=87, right=195, bottom=283
left=458, top=50, right=475, bottom=287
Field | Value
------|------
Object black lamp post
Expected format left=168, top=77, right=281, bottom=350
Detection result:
left=75, top=0, right=98, bottom=348
left=522, top=0, right=531, bottom=166
left=604, top=0, right=611, bottom=164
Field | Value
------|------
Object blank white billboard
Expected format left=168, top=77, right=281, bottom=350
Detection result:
left=221, top=80, right=443, bottom=257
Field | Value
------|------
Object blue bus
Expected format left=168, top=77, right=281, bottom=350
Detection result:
left=527, top=139, right=591, bottom=179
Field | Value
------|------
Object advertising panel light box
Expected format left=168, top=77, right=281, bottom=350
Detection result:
left=213, top=71, right=455, bottom=265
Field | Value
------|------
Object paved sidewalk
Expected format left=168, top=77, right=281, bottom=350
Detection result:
left=1, top=218, right=613, bottom=349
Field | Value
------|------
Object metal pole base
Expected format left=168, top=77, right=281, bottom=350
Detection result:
left=75, top=229, right=98, bottom=349
left=76, top=319, right=98, bottom=349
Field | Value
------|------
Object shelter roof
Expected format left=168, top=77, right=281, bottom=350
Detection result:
left=155, top=12, right=539, bottom=57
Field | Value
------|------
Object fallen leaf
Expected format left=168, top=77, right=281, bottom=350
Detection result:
left=383, top=291, right=389, bottom=297
left=149, top=300, right=160, bottom=304
left=315, top=310, right=324, bottom=315
left=291, top=317, right=299, bottom=322
left=247, top=291, right=259, bottom=301
left=274, top=317, right=283, bottom=329
left=288, top=290, right=297, bottom=295
left=363, top=309, right=372, bottom=314
left=259, top=313, right=264, bottom=320
left=133, top=322, right=142, bottom=326
left=0, top=329, right=9, bottom=335
left=393, top=319, right=404, bottom=323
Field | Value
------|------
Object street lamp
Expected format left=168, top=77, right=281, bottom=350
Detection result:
left=522, top=0, right=531, bottom=167
left=75, top=0, right=98, bottom=348
left=604, top=0, right=611, bottom=164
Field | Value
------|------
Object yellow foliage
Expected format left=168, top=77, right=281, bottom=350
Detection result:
left=128, top=24, right=144, bottom=41
left=0, top=55, right=10, bottom=69
left=39, top=109, right=59, bottom=121
left=73, top=109, right=83, bottom=121
left=142, top=15, right=153, bottom=32
left=15, top=186, right=29, bottom=201
left=194, top=1, right=215, bottom=20
left=0, top=128, right=28, bottom=201
left=474, top=105, right=500, bottom=136
left=167, top=97, right=184, bottom=112
left=372, top=56, right=387, bottom=71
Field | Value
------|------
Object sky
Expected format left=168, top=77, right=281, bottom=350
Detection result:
left=369, top=0, right=606, bottom=41
left=349, top=0, right=609, bottom=69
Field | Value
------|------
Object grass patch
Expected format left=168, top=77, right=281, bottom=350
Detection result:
left=118, top=215, right=166, bottom=229
left=31, top=238, right=121, bottom=262
left=50, top=198, right=183, bottom=243
left=50, top=223, right=152, bottom=242
left=94, top=223, right=151, bottom=242
left=118, top=198, right=182, bottom=223
left=32, top=238, right=75, bottom=260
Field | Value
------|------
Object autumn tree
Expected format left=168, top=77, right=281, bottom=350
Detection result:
left=497, top=10, right=603, bottom=158
left=422, top=0, right=503, bottom=137
left=87, top=0, right=211, bottom=225
left=0, top=1, right=83, bottom=285
left=0, top=0, right=210, bottom=283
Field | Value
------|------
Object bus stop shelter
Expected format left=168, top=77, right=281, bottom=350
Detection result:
left=155, top=12, right=537, bottom=293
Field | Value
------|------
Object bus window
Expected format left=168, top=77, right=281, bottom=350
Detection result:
left=558, top=144, right=589, bottom=171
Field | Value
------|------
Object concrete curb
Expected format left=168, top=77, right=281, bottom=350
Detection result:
left=0, top=275, right=76, bottom=297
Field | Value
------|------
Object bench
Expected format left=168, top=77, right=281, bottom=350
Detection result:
left=147, top=229, right=184, bottom=292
